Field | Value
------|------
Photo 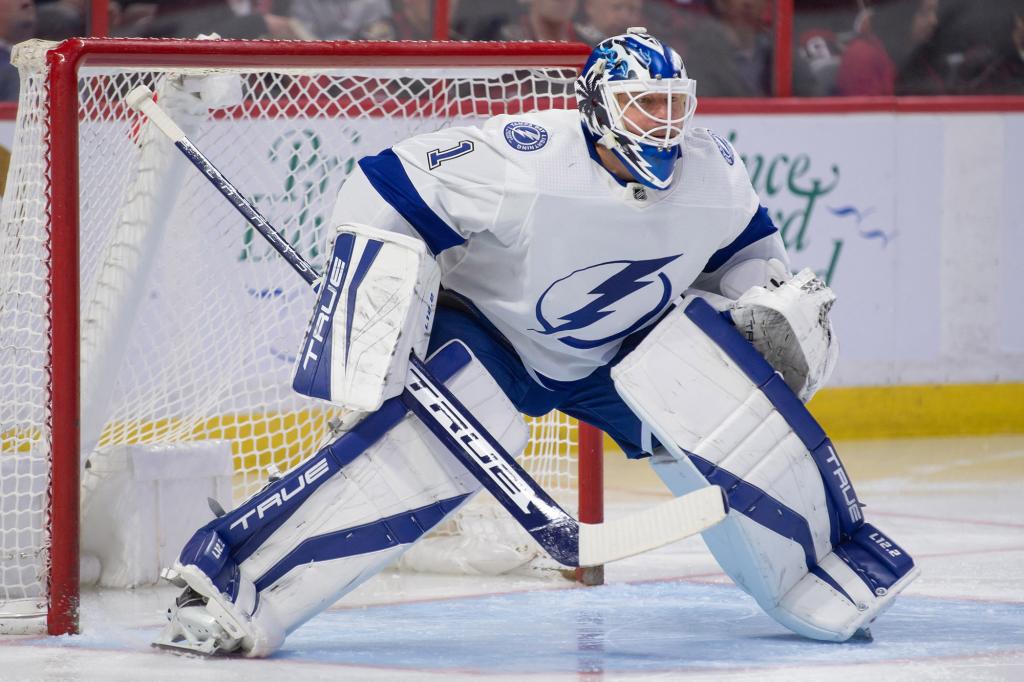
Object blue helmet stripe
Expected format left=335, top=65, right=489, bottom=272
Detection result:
left=622, top=36, right=677, bottom=79
left=660, top=41, right=679, bottom=77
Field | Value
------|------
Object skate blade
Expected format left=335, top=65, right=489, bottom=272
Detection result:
left=151, top=636, right=222, bottom=657
left=151, top=629, right=244, bottom=657
left=852, top=627, right=874, bottom=642
left=152, top=606, right=241, bottom=657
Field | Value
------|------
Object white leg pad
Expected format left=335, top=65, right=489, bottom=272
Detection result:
left=170, top=341, right=529, bottom=656
left=651, top=452, right=918, bottom=640
left=614, top=297, right=918, bottom=641
left=649, top=450, right=813, bottom=609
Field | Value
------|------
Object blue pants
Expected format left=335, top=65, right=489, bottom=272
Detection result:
left=426, top=306, right=656, bottom=459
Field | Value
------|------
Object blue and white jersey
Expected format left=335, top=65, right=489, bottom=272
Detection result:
left=330, top=109, right=775, bottom=385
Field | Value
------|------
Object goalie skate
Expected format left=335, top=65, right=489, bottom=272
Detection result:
left=151, top=561, right=271, bottom=656
left=153, top=586, right=242, bottom=656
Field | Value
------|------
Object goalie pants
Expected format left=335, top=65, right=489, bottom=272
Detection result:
left=428, top=302, right=659, bottom=459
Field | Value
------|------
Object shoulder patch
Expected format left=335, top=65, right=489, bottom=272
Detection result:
left=503, top=121, right=549, bottom=152
left=708, top=130, right=735, bottom=166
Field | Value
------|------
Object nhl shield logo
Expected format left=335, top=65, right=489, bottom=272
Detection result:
left=503, top=121, right=549, bottom=152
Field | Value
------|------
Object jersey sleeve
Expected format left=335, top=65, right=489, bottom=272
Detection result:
left=715, top=131, right=761, bottom=247
left=684, top=129, right=791, bottom=296
left=688, top=129, right=780, bottom=272
left=690, top=205, right=790, bottom=297
left=702, top=204, right=788, bottom=274
left=353, top=122, right=516, bottom=256
left=329, top=165, right=423, bottom=243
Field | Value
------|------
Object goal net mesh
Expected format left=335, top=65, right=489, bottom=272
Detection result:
left=0, top=42, right=589, bottom=624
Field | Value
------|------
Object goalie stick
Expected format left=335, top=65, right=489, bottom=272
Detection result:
left=124, top=85, right=727, bottom=568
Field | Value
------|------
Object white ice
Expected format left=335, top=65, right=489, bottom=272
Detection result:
left=2, top=435, right=1022, bottom=681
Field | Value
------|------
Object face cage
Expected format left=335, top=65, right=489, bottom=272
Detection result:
left=602, top=78, right=697, bottom=149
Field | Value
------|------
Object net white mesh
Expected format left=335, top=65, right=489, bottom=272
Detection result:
left=0, top=41, right=591, bottom=627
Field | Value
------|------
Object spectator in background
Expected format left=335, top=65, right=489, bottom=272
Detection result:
left=451, top=0, right=518, bottom=41
left=675, top=0, right=773, bottom=96
left=117, top=1, right=157, bottom=33
left=880, top=0, right=942, bottom=95
left=835, top=0, right=941, bottom=96
left=643, top=0, right=709, bottom=61
left=289, top=0, right=394, bottom=40
left=795, top=28, right=845, bottom=95
left=0, top=0, right=34, bottom=101
left=35, top=0, right=87, bottom=41
left=391, top=0, right=466, bottom=40
left=120, top=0, right=311, bottom=39
left=577, top=0, right=645, bottom=46
left=835, top=4, right=893, bottom=95
left=953, top=0, right=1024, bottom=95
left=390, top=0, right=430, bottom=39
left=499, top=0, right=582, bottom=42
left=792, top=0, right=859, bottom=95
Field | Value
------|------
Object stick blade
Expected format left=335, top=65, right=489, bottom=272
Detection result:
left=577, top=485, right=727, bottom=567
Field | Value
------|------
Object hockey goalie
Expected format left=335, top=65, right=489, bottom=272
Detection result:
left=153, top=27, right=918, bottom=656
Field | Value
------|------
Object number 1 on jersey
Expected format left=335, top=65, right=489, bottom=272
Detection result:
left=427, top=140, right=475, bottom=170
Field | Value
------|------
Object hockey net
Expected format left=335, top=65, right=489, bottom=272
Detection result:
left=0, top=39, right=601, bottom=634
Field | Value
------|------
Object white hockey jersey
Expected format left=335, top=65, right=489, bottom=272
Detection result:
left=331, top=108, right=768, bottom=384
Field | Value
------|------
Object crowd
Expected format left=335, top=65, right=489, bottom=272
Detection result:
left=797, top=0, right=1024, bottom=95
left=0, top=0, right=1021, bottom=100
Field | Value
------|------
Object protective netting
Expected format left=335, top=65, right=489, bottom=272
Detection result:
left=0, top=47, right=55, bottom=624
left=0, top=43, right=588, bottom=624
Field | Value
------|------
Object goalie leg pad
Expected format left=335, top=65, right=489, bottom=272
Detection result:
left=613, top=297, right=918, bottom=641
left=165, top=341, right=529, bottom=657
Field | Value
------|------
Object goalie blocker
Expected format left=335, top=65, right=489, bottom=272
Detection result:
left=292, top=222, right=440, bottom=412
left=612, top=293, right=919, bottom=641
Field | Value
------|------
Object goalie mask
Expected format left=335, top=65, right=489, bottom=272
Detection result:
left=576, top=28, right=697, bottom=190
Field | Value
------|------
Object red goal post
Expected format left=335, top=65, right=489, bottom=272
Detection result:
left=0, top=38, right=603, bottom=636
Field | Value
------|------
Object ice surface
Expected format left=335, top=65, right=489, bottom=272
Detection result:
left=2, top=435, right=1022, bottom=681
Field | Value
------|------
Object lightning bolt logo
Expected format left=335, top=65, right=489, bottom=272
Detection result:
left=531, top=255, right=682, bottom=350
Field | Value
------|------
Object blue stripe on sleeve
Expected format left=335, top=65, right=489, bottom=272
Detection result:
left=358, top=148, right=466, bottom=256
left=702, top=205, right=778, bottom=273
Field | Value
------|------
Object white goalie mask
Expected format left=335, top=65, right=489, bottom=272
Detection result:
left=576, top=28, right=697, bottom=190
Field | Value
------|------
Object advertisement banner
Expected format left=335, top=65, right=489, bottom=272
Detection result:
left=0, top=110, right=1019, bottom=389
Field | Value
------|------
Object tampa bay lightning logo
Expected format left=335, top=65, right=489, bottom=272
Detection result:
left=530, top=255, right=682, bottom=349
left=503, top=122, right=549, bottom=152
left=709, top=130, right=735, bottom=165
